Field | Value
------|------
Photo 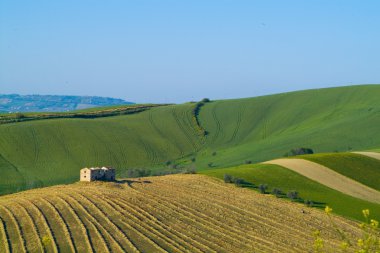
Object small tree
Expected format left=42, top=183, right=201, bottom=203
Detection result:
left=201, top=98, right=211, bottom=103
left=212, top=151, right=217, bottom=156
left=272, top=188, right=282, bottom=198
left=287, top=190, right=299, bottom=201
left=191, top=157, right=196, bottom=163
left=234, top=178, right=244, bottom=187
left=304, top=199, right=314, bottom=207
left=224, top=174, right=233, bottom=183
left=207, top=162, right=213, bottom=168
left=165, top=160, right=172, bottom=166
left=245, top=160, right=252, bottom=164
left=259, top=184, right=268, bottom=194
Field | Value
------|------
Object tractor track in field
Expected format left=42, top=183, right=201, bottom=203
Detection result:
left=228, top=105, right=246, bottom=144
left=210, top=104, right=223, bottom=144
left=171, top=107, right=198, bottom=153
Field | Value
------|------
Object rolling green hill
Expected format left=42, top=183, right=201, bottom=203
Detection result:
left=0, top=103, right=203, bottom=193
left=1, top=85, right=380, bottom=195
left=196, top=85, right=380, bottom=168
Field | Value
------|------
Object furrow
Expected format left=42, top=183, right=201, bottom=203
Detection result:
left=0, top=205, right=27, bottom=253
left=101, top=198, right=170, bottom=253
left=131, top=185, right=274, bottom=252
left=22, top=200, right=59, bottom=253
left=152, top=181, right=305, bottom=252
left=72, top=192, right=139, bottom=253
left=124, top=183, right=243, bottom=252
left=113, top=197, right=216, bottom=253
left=56, top=196, right=94, bottom=253
left=0, top=216, right=10, bottom=253
left=61, top=194, right=111, bottom=253
left=42, top=197, right=78, bottom=253
left=155, top=178, right=313, bottom=243
left=14, top=203, right=44, bottom=252
left=34, top=198, right=76, bottom=253
left=103, top=197, right=186, bottom=253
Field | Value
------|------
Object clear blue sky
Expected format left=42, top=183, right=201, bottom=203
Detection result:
left=1, top=0, right=379, bottom=103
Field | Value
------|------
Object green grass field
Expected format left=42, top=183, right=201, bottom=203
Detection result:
left=1, top=85, right=380, bottom=195
left=0, top=103, right=203, bottom=193
left=196, top=85, right=380, bottom=169
left=201, top=164, right=380, bottom=221
left=297, top=153, right=380, bottom=191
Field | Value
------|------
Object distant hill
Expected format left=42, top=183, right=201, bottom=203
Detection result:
left=0, top=94, right=133, bottom=112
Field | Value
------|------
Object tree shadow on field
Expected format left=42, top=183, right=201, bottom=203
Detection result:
left=115, top=179, right=152, bottom=187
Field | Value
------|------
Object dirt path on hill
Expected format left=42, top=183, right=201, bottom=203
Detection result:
left=263, top=158, right=380, bottom=204
left=353, top=151, right=380, bottom=161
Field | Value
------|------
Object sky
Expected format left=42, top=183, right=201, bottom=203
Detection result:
left=1, top=0, right=380, bottom=103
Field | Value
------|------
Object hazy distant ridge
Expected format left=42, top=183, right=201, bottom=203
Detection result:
left=0, top=94, right=133, bottom=112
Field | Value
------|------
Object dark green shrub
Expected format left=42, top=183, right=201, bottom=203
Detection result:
left=284, top=148, right=314, bottom=157
left=234, top=178, right=245, bottom=187
left=259, top=184, right=268, bottom=194
left=272, top=188, right=282, bottom=198
left=287, top=190, right=299, bottom=201
left=304, top=199, right=314, bottom=207
left=224, top=174, right=233, bottom=183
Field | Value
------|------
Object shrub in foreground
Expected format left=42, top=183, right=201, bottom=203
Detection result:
left=313, top=207, right=379, bottom=252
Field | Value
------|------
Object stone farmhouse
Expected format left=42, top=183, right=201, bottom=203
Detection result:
left=80, top=167, right=116, bottom=182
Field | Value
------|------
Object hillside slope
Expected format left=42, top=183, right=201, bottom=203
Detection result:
left=0, top=174, right=360, bottom=253
left=197, top=85, right=380, bottom=168
left=1, top=85, right=380, bottom=195
left=0, top=104, right=203, bottom=194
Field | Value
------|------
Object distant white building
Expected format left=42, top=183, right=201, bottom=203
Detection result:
left=80, top=167, right=116, bottom=182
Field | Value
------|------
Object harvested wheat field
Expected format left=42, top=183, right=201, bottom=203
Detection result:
left=0, top=174, right=360, bottom=253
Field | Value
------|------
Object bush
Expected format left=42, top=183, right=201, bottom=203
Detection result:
left=207, top=162, right=213, bottom=168
left=234, top=178, right=245, bottom=187
left=212, top=151, right=217, bottom=156
left=183, top=168, right=196, bottom=174
left=201, top=98, right=211, bottom=103
left=165, top=160, right=172, bottom=166
left=287, top=190, right=299, bottom=201
left=224, top=174, right=234, bottom=183
left=272, top=188, right=282, bottom=198
left=313, top=207, right=380, bottom=252
left=259, top=184, right=268, bottom=194
left=284, top=148, right=314, bottom=157
left=191, top=157, right=196, bottom=163
left=245, top=160, right=252, bottom=164
left=304, top=199, right=314, bottom=207
left=127, top=168, right=151, bottom=178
